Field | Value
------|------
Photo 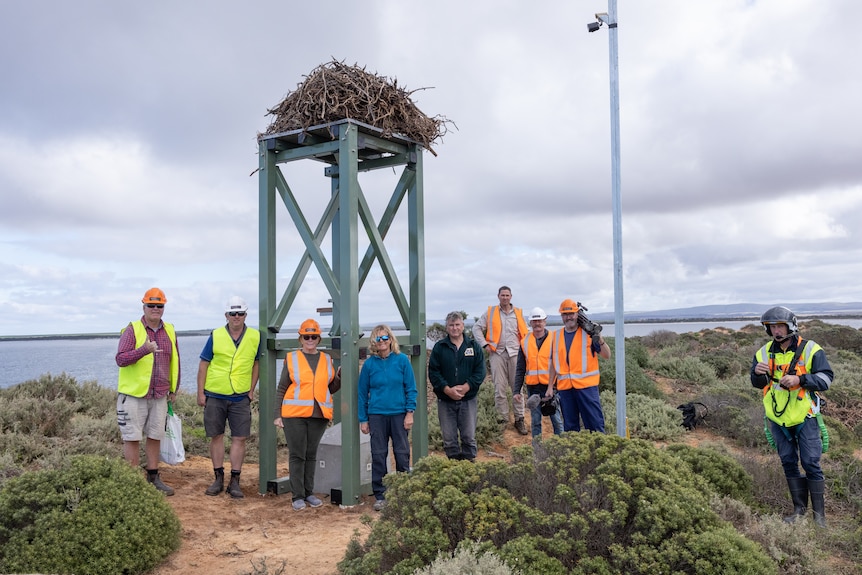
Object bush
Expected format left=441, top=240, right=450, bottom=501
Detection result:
left=338, top=433, right=776, bottom=575
left=413, top=542, right=520, bottom=575
left=0, top=455, right=181, bottom=575
left=599, top=345, right=662, bottom=399
left=602, top=391, right=686, bottom=442
left=665, top=443, right=753, bottom=501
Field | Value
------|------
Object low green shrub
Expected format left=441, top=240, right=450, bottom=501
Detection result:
left=665, top=443, right=753, bottom=501
left=414, top=542, right=520, bottom=575
left=602, top=391, right=686, bottom=442
left=0, top=455, right=181, bottom=575
left=338, top=433, right=776, bottom=575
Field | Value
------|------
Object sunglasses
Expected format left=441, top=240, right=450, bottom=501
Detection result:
left=375, top=334, right=390, bottom=342
left=302, top=335, right=319, bottom=341
left=145, top=304, right=164, bottom=309
left=227, top=311, right=246, bottom=317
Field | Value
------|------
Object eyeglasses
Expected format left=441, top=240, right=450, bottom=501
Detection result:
left=145, top=304, right=164, bottom=309
left=302, top=335, right=319, bottom=341
left=227, top=312, right=246, bottom=317
left=375, top=334, right=390, bottom=342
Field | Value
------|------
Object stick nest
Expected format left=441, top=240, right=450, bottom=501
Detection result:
left=261, top=60, right=453, bottom=156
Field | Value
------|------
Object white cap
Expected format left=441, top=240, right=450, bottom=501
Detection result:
left=225, top=296, right=248, bottom=313
left=529, top=307, right=547, bottom=321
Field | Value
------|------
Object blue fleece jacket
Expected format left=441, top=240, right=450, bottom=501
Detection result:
left=358, top=352, right=418, bottom=422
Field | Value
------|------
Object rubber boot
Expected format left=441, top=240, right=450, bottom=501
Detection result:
left=205, top=468, right=224, bottom=496
left=783, top=476, right=808, bottom=523
left=808, top=478, right=827, bottom=528
left=227, top=472, right=244, bottom=499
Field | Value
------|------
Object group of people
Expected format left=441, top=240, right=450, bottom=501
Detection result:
left=432, top=287, right=612, bottom=462
left=115, top=287, right=834, bottom=526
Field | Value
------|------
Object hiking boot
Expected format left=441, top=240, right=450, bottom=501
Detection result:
left=514, top=418, right=528, bottom=435
left=148, top=473, right=175, bottom=496
left=305, top=495, right=323, bottom=508
left=373, top=499, right=387, bottom=512
left=227, top=474, right=244, bottom=499
left=292, top=499, right=306, bottom=511
left=205, top=469, right=224, bottom=496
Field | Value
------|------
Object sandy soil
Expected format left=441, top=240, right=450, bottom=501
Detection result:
left=150, top=424, right=536, bottom=575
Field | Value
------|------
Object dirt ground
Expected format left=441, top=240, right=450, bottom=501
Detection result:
left=150, top=424, right=536, bottom=575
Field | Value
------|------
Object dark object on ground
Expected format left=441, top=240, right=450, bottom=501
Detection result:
left=678, top=402, right=708, bottom=430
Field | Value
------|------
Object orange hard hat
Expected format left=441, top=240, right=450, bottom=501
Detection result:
left=559, top=299, right=579, bottom=314
left=142, top=287, right=167, bottom=305
left=299, top=319, right=321, bottom=336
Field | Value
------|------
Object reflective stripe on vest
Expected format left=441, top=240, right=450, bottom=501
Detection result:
left=552, top=328, right=600, bottom=390
left=485, top=306, right=528, bottom=352
left=117, top=321, right=179, bottom=397
left=205, top=326, right=260, bottom=395
left=756, top=338, right=819, bottom=427
left=281, top=351, right=334, bottom=419
left=521, top=333, right=551, bottom=385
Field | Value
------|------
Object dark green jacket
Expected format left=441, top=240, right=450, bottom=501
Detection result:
left=429, top=335, right=486, bottom=402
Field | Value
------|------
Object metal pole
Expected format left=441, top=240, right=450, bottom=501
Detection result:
left=595, top=1, right=626, bottom=437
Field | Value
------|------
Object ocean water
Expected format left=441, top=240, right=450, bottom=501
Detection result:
left=2, top=319, right=860, bottom=390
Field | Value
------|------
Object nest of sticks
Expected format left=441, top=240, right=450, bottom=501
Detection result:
left=262, top=60, right=453, bottom=156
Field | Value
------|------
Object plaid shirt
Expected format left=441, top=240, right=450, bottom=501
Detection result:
left=115, top=316, right=180, bottom=398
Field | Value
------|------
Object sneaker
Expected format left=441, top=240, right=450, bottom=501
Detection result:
left=305, top=495, right=323, bottom=508
left=373, top=499, right=387, bottom=512
left=514, top=418, right=529, bottom=436
left=292, top=499, right=307, bottom=511
left=148, top=473, right=175, bottom=496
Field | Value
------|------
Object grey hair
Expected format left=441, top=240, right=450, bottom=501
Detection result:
left=445, top=311, right=464, bottom=324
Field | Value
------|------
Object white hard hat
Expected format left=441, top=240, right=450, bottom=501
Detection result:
left=225, top=296, right=248, bottom=313
left=529, top=307, right=547, bottom=321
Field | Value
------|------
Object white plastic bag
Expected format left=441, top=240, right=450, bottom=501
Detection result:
left=160, top=402, right=186, bottom=465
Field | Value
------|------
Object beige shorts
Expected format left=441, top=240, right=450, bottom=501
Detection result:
left=116, top=394, right=168, bottom=441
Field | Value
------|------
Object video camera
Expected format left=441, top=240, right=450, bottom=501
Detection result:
left=576, top=302, right=603, bottom=352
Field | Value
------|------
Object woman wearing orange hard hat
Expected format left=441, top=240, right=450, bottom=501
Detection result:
left=273, top=318, right=341, bottom=511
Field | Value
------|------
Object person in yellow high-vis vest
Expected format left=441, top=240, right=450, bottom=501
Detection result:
left=115, top=287, right=180, bottom=495
left=751, top=306, right=833, bottom=527
left=472, top=286, right=530, bottom=435
left=196, top=296, right=261, bottom=499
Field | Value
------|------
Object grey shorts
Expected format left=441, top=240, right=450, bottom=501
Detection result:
left=116, top=394, right=168, bottom=441
left=203, top=396, right=252, bottom=438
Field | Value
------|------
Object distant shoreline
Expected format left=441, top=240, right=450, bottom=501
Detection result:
left=3, top=314, right=860, bottom=342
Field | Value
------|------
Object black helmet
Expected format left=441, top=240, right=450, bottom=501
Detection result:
left=760, top=306, right=798, bottom=338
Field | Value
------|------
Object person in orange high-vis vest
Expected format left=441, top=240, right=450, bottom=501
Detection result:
left=273, top=319, right=341, bottom=511
left=550, top=299, right=610, bottom=432
left=472, top=286, right=530, bottom=435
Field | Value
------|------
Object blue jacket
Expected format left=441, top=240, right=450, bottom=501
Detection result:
left=429, top=335, right=486, bottom=403
left=358, top=352, right=418, bottom=422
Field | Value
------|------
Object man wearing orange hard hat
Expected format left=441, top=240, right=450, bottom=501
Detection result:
left=550, top=298, right=610, bottom=432
left=115, top=287, right=180, bottom=495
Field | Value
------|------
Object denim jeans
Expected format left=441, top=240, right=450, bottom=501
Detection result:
left=557, top=386, right=605, bottom=432
left=771, top=417, right=823, bottom=481
left=527, top=390, right=563, bottom=437
left=368, top=413, right=411, bottom=500
left=437, top=397, right=478, bottom=460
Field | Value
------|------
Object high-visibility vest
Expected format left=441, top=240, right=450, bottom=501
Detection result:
left=552, top=328, right=600, bottom=390
left=205, top=326, right=260, bottom=395
left=521, top=332, right=552, bottom=385
left=484, top=306, right=528, bottom=352
left=281, top=351, right=335, bottom=419
left=117, top=321, right=179, bottom=397
left=756, top=337, right=821, bottom=427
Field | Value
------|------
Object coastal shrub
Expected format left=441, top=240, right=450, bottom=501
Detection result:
left=601, top=391, right=685, bottom=441
left=413, top=542, right=519, bottom=575
left=599, top=348, right=662, bottom=399
left=0, top=455, right=181, bottom=575
left=665, top=443, right=753, bottom=501
left=650, top=355, right=717, bottom=385
left=639, top=329, right=678, bottom=349
left=338, top=433, right=775, bottom=575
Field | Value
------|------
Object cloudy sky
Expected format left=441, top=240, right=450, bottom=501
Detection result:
left=2, top=0, right=861, bottom=337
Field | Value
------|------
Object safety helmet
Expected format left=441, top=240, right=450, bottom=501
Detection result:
left=528, top=307, right=547, bottom=322
left=299, top=319, right=321, bottom=336
left=225, top=296, right=248, bottom=313
left=760, top=306, right=798, bottom=337
left=141, top=287, right=167, bottom=305
left=559, top=299, right=579, bottom=315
